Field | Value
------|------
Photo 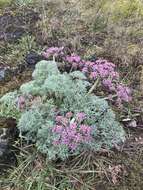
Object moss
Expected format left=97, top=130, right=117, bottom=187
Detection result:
left=0, top=0, right=12, bottom=7
left=109, top=0, right=143, bottom=22
left=127, top=44, right=140, bottom=56
left=84, top=45, right=104, bottom=58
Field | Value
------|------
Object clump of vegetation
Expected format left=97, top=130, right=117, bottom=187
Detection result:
left=0, top=0, right=11, bottom=7
left=0, top=60, right=125, bottom=160
left=43, top=47, right=132, bottom=106
left=14, top=0, right=33, bottom=6
left=0, top=1, right=142, bottom=189
left=0, top=91, right=20, bottom=118
left=0, top=35, right=38, bottom=67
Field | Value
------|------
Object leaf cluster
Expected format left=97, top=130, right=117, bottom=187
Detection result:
left=0, top=60, right=125, bottom=160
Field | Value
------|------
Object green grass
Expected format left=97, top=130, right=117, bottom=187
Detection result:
left=0, top=0, right=12, bottom=7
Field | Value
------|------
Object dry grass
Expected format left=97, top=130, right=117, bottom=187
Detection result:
left=1, top=131, right=143, bottom=190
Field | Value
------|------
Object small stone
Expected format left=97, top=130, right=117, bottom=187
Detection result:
left=0, top=117, right=18, bottom=172
left=0, top=67, right=12, bottom=82
left=128, top=120, right=137, bottom=128
left=25, top=52, right=45, bottom=67
left=0, top=69, right=5, bottom=81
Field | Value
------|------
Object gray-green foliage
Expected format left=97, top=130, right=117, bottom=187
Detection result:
left=0, top=91, right=20, bottom=119
left=0, top=60, right=125, bottom=160
left=14, top=0, right=33, bottom=6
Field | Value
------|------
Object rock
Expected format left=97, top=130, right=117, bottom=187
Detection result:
left=0, top=67, right=12, bottom=82
left=0, top=117, right=17, bottom=129
left=0, top=141, right=17, bottom=173
left=25, top=52, right=45, bottom=67
left=0, top=69, right=5, bottom=81
left=0, top=117, right=19, bottom=173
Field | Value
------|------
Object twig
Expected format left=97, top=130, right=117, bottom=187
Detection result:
left=87, top=79, right=99, bottom=95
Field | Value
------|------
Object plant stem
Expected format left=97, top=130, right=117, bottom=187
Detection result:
left=87, top=78, right=99, bottom=95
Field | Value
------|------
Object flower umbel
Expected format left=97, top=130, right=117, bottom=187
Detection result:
left=52, top=112, right=93, bottom=151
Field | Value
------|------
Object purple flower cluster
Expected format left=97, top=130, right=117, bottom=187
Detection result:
left=64, top=54, right=132, bottom=104
left=42, top=47, right=132, bottom=105
left=88, top=59, right=119, bottom=80
left=116, top=85, right=132, bottom=104
left=66, top=54, right=81, bottom=66
left=42, top=47, right=64, bottom=58
left=52, top=112, right=93, bottom=151
left=80, top=59, right=132, bottom=103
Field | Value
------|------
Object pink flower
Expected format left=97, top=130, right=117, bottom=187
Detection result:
left=17, top=96, right=26, bottom=110
left=110, top=71, right=119, bottom=80
left=79, top=125, right=93, bottom=142
left=52, top=112, right=93, bottom=151
left=43, top=47, right=64, bottom=58
left=70, top=122, right=77, bottom=129
left=116, top=84, right=132, bottom=102
left=66, top=54, right=81, bottom=63
left=97, top=66, right=109, bottom=77
left=52, top=125, right=63, bottom=133
left=55, top=116, right=64, bottom=123
left=85, top=61, right=95, bottom=67
left=62, top=118, right=69, bottom=126
left=102, top=79, right=115, bottom=91
left=76, top=112, right=86, bottom=122
left=78, top=61, right=85, bottom=67
left=82, top=67, right=88, bottom=73
left=90, top=72, right=98, bottom=79
left=80, top=125, right=91, bottom=133
left=66, top=112, right=73, bottom=118
left=55, top=116, right=68, bottom=125
left=92, top=65, right=98, bottom=71
left=75, top=133, right=82, bottom=143
left=72, top=62, right=78, bottom=69
left=61, top=136, right=70, bottom=145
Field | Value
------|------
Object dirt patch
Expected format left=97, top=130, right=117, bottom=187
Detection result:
left=0, top=8, right=39, bottom=42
